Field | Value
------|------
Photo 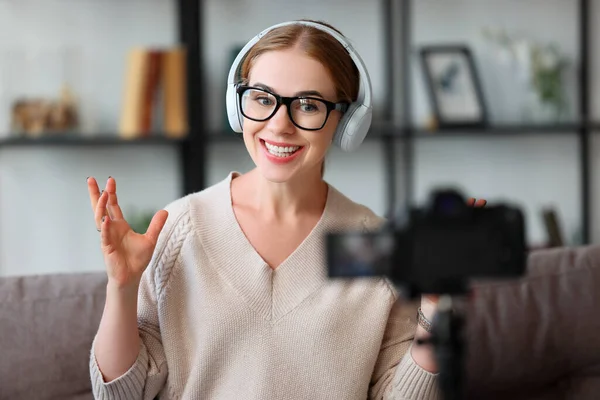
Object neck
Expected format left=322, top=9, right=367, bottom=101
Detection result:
left=244, top=167, right=328, bottom=220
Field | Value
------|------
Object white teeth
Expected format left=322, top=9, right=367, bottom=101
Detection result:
left=264, top=141, right=300, bottom=157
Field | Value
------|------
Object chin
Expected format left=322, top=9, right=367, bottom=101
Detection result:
left=258, top=168, right=298, bottom=183
left=255, top=159, right=302, bottom=183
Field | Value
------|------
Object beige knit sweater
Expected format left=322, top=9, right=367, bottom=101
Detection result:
left=90, top=172, right=440, bottom=400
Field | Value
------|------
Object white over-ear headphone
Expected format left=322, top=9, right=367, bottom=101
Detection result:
left=225, top=20, right=373, bottom=152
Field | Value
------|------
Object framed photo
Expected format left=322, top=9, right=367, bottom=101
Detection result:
left=419, top=45, right=488, bottom=129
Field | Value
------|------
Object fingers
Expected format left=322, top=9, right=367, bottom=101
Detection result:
left=95, top=190, right=109, bottom=230
left=467, top=197, right=487, bottom=208
left=145, top=210, right=169, bottom=244
left=87, top=177, right=102, bottom=213
left=88, top=176, right=123, bottom=222
left=100, top=211, right=112, bottom=246
left=105, top=177, right=124, bottom=220
left=475, top=199, right=487, bottom=207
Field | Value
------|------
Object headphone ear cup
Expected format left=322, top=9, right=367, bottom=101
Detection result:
left=334, top=104, right=372, bottom=152
left=226, top=84, right=243, bottom=132
left=333, top=106, right=354, bottom=148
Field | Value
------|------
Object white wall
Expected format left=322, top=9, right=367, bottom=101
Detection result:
left=0, top=0, right=598, bottom=276
left=0, top=1, right=181, bottom=276
left=410, top=0, right=579, bottom=126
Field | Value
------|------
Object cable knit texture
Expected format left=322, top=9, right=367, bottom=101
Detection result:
left=89, top=172, right=440, bottom=400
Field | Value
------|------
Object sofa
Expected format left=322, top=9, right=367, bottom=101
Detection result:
left=0, top=271, right=107, bottom=400
left=0, top=245, right=599, bottom=400
left=463, top=244, right=600, bottom=399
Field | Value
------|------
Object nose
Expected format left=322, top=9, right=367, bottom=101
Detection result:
left=266, top=103, right=295, bottom=134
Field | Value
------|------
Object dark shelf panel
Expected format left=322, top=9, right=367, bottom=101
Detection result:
left=205, top=122, right=584, bottom=144
left=0, top=134, right=187, bottom=147
left=411, top=123, right=582, bottom=137
left=587, top=123, right=600, bottom=131
left=206, top=129, right=398, bottom=143
left=372, top=122, right=583, bottom=138
left=207, top=132, right=244, bottom=142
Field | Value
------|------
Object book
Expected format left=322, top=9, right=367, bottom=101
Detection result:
left=119, top=47, right=188, bottom=139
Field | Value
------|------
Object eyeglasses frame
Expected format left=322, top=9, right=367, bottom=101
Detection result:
left=236, top=85, right=349, bottom=131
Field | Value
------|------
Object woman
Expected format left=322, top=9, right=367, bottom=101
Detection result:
left=87, top=20, right=480, bottom=399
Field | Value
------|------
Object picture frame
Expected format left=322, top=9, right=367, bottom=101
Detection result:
left=419, top=45, right=489, bottom=129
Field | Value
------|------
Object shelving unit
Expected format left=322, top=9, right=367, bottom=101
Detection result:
left=2, top=1, right=591, bottom=244
left=388, top=0, right=593, bottom=244
left=183, top=1, right=593, bottom=243
left=177, top=0, right=205, bottom=196
left=0, top=135, right=186, bottom=147
left=0, top=1, right=205, bottom=199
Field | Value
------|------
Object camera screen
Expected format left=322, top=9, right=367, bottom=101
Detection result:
left=326, top=231, right=394, bottom=279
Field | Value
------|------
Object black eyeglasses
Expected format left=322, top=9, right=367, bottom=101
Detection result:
left=236, top=85, right=349, bottom=131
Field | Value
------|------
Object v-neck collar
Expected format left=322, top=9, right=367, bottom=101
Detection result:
left=196, top=171, right=343, bottom=323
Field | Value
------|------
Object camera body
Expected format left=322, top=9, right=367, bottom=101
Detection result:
left=326, top=189, right=527, bottom=297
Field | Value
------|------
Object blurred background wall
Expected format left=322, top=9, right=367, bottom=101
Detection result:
left=0, top=0, right=599, bottom=276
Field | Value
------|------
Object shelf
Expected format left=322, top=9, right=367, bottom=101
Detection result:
left=0, top=134, right=187, bottom=147
left=207, top=131, right=244, bottom=142
left=411, top=123, right=582, bottom=137
left=203, top=122, right=590, bottom=144
left=206, top=128, right=400, bottom=142
left=375, top=122, right=581, bottom=136
left=587, top=123, right=600, bottom=131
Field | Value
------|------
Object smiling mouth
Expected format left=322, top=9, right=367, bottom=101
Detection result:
left=261, top=139, right=303, bottom=158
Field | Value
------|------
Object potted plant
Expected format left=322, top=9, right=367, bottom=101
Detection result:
left=482, top=28, right=570, bottom=123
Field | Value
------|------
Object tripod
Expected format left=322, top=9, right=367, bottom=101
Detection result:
left=416, top=295, right=467, bottom=400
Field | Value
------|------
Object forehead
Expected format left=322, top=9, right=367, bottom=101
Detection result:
left=247, top=49, right=337, bottom=99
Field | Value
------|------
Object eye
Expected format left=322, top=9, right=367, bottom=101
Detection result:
left=249, top=90, right=275, bottom=107
left=255, top=96, right=274, bottom=106
left=296, top=99, right=321, bottom=113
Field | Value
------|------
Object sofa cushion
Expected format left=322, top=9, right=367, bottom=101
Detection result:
left=0, top=272, right=107, bottom=400
left=464, top=244, right=600, bottom=398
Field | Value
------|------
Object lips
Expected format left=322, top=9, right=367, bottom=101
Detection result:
left=260, top=138, right=303, bottom=148
left=259, top=138, right=305, bottom=164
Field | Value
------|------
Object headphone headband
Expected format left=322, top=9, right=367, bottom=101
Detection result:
left=226, top=20, right=372, bottom=107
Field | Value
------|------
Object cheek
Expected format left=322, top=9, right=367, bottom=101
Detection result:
left=306, top=119, right=339, bottom=155
left=242, top=119, right=264, bottom=147
left=241, top=120, right=264, bottom=158
left=242, top=119, right=263, bottom=137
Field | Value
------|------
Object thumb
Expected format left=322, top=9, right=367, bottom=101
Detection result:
left=145, top=210, right=169, bottom=244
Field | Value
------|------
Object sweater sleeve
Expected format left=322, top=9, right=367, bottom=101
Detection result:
left=89, top=268, right=168, bottom=400
left=89, top=202, right=191, bottom=400
left=360, top=213, right=440, bottom=398
left=369, top=287, right=441, bottom=400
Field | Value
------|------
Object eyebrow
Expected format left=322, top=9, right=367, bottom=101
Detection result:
left=252, top=82, right=325, bottom=98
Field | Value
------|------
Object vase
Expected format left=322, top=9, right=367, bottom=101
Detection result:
left=521, top=87, right=566, bottom=124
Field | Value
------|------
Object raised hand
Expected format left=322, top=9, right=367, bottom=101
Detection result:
left=87, top=176, right=169, bottom=289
